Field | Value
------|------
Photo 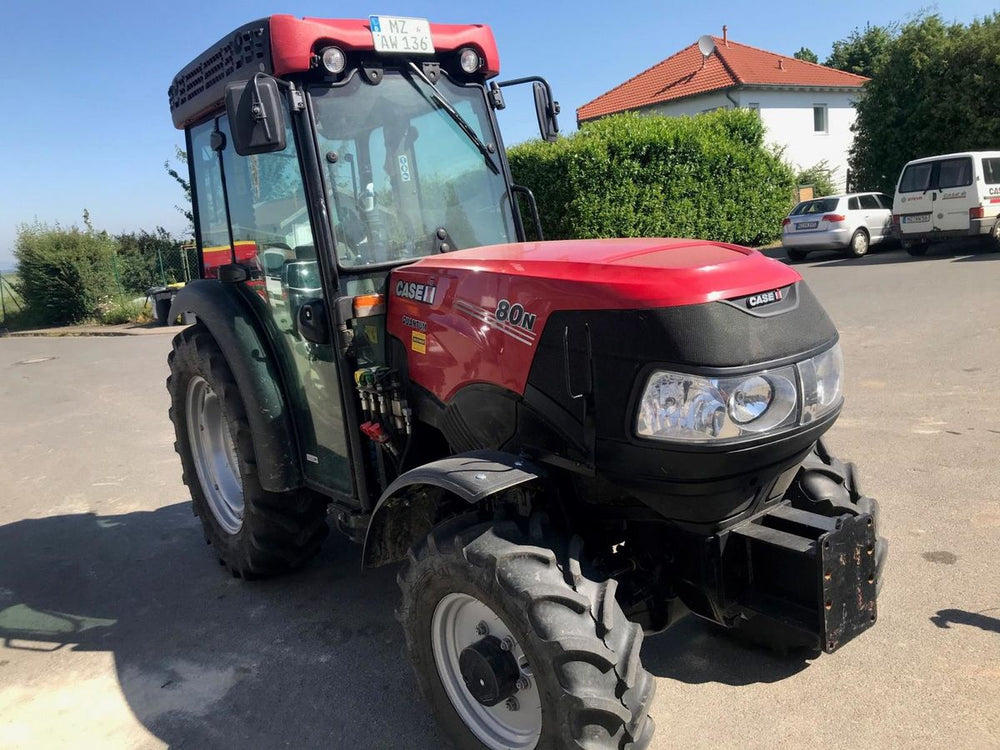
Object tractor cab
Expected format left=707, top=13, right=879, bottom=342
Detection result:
left=169, top=15, right=556, bottom=499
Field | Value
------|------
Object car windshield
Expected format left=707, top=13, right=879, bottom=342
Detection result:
left=792, top=198, right=840, bottom=216
left=311, top=72, right=518, bottom=269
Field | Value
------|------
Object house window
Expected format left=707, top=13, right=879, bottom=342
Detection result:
left=813, top=104, right=828, bottom=133
left=747, top=102, right=760, bottom=116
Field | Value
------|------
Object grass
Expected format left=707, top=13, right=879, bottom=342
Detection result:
left=0, top=272, right=25, bottom=327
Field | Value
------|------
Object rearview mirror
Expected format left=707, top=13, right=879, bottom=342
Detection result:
left=224, top=76, right=287, bottom=156
left=533, top=82, right=560, bottom=143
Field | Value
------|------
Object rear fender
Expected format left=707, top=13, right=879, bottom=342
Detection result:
left=170, top=280, right=302, bottom=492
left=362, top=450, right=543, bottom=568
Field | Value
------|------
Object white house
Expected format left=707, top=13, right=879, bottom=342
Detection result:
left=576, top=29, right=868, bottom=192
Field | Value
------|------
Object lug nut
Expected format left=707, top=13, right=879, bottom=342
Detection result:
left=500, top=637, right=515, bottom=652
left=475, top=621, right=489, bottom=636
left=505, top=697, right=519, bottom=711
left=515, top=676, right=531, bottom=691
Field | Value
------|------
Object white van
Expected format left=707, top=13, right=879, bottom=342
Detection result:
left=892, top=151, right=1000, bottom=255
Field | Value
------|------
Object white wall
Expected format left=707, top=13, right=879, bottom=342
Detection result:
left=639, top=88, right=860, bottom=192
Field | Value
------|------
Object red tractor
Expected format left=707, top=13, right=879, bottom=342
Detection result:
left=166, top=16, right=885, bottom=749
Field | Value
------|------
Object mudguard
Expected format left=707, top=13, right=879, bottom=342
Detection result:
left=170, top=280, right=302, bottom=492
left=362, top=450, right=543, bottom=568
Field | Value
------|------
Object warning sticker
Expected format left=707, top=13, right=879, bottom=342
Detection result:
left=411, top=330, right=426, bottom=354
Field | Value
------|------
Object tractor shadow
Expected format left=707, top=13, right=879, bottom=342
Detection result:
left=0, top=504, right=441, bottom=749
left=640, top=615, right=813, bottom=686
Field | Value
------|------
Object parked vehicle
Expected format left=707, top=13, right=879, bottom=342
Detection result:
left=782, top=193, right=894, bottom=261
left=892, top=151, right=1000, bottom=256
left=164, top=15, right=886, bottom=749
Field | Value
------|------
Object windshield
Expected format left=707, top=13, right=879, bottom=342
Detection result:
left=311, top=72, right=518, bottom=269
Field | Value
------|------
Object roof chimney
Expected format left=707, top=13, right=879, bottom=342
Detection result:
left=778, top=58, right=784, bottom=70
left=722, top=25, right=728, bottom=46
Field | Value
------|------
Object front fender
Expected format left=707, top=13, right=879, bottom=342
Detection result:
left=170, top=280, right=302, bottom=493
left=362, top=450, right=543, bottom=568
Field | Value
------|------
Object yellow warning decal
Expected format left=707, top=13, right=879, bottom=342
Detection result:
left=411, top=330, right=426, bottom=354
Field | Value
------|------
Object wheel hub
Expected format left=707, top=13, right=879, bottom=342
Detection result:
left=459, top=636, right=521, bottom=707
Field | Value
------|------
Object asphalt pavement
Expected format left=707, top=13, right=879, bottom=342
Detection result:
left=0, top=241, right=998, bottom=749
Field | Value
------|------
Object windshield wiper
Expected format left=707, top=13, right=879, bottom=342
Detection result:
left=406, top=62, right=499, bottom=174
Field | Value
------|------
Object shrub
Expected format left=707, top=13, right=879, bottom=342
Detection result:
left=508, top=109, right=795, bottom=246
left=14, top=223, right=116, bottom=325
left=796, top=161, right=839, bottom=199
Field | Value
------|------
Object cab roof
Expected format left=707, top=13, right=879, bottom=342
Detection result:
left=168, top=15, right=499, bottom=129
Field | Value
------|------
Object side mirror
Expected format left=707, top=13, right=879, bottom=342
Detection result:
left=297, top=299, right=330, bottom=345
left=224, top=76, right=287, bottom=156
left=533, top=82, right=560, bottom=143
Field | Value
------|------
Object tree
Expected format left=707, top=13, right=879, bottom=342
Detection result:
left=825, top=22, right=896, bottom=78
left=164, top=147, right=194, bottom=233
left=849, top=13, right=1000, bottom=193
left=793, top=47, right=818, bottom=64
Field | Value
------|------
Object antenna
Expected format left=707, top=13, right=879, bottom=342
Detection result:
left=698, top=35, right=716, bottom=68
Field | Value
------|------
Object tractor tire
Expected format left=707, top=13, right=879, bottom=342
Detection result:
left=166, top=325, right=327, bottom=578
left=397, top=515, right=655, bottom=750
left=786, top=248, right=808, bottom=262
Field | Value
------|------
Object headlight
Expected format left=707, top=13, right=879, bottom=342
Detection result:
left=636, top=344, right=843, bottom=443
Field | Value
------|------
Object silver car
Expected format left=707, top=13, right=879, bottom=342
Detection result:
left=782, top=192, right=894, bottom=260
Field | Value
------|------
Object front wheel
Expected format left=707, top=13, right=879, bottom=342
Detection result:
left=167, top=325, right=328, bottom=577
left=398, top=516, right=655, bottom=749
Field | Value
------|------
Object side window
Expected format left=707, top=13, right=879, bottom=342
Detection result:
left=813, top=104, right=828, bottom=133
left=982, top=158, right=1000, bottom=184
left=859, top=194, right=880, bottom=210
left=189, top=120, right=230, bottom=261
left=937, top=157, right=973, bottom=189
left=899, top=163, right=933, bottom=193
left=848, top=197, right=860, bottom=211
left=219, top=116, right=317, bottom=314
left=876, top=194, right=893, bottom=209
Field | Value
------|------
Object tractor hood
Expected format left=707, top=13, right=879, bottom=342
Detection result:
left=404, top=238, right=800, bottom=310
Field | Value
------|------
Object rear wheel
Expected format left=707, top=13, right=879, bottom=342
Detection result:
left=786, top=248, right=808, bottom=262
left=398, top=515, right=655, bottom=749
left=987, top=220, right=1000, bottom=252
left=906, top=242, right=929, bottom=257
left=848, top=229, right=870, bottom=258
left=167, top=325, right=327, bottom=577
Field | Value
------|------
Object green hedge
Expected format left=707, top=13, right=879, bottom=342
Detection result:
left=14, top=224, right=116, bottom=325
left=507, top=110, right=794, bottom=246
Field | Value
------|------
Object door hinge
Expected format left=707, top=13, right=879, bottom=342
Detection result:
left=288, top=85, right=306, bottom=112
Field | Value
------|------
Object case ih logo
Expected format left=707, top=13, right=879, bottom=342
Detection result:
left=746, top=288, right=783, bottom=309
left=395, top=280, right=437, bottom=305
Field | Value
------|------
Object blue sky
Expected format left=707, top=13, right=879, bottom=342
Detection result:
left=0, top=0, right=994, bottom=270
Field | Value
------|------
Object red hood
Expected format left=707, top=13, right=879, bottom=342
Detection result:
left=407, top=238, right=799, bottom=308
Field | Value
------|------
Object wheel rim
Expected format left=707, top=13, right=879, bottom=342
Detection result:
left=185, top=376, right=244, bottom=534
left=853, top=232, right=868, bottom=254
left=431, top=593, right=542, bottom=750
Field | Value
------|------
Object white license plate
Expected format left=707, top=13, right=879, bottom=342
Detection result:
left=797, top=221, right=818, bottom=230
left=902, top=214, right=930, bottom=224
left=369, top=15, right=435, bottom=55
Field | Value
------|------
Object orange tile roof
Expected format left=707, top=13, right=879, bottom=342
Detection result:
left=577, top=37, right=869, bottom=123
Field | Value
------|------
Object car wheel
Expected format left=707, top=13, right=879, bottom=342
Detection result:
left=786, top=249, right=808, bottom=262
left=906, top=242, right=929, bottom=257
left=848, top=229, right=870, bottom=258
left=987, top=220, right=1000, bottom=252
